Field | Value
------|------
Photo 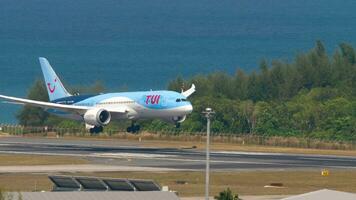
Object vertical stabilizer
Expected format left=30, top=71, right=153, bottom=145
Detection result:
left=39, top=57, right=71, bottom=101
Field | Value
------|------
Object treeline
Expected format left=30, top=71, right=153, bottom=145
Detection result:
left=164, top=41, right=356, bottom=140
left=17, top=41, right=356, bottom=141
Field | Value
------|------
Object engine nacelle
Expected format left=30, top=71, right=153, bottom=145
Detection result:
left=84, top=108, right=111, bottom=126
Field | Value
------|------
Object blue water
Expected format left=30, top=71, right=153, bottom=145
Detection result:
left=1, top=0, right=356, bottom=123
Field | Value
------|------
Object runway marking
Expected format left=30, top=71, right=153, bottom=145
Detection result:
left=0, top=141, right=140, bottom=149
left=2, top=139, right=356, bottom=159
left=216, top=151, right=286, bottom=156
left=2, top=150, right=356, bottom=170
left=0, top=164, right=184, bottom=173
left=301, top=157, right=356, bottom=162
left=92, top=153, right=176, bottom=158
left=0, top=150, right=271, bottom=165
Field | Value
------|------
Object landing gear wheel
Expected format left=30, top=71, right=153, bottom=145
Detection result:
left=175, top=123, right=181, bottom=128
left=127, top=126, right=132, bottom=133
left=90, top=126, right=103, bottom=134
left=127, top=124, right=140, bottom=133
left=97, top=126, right=103, bottom=133
left=133, top=125, right=140, bottom=133
left=90, top=128, right=95, bottom=134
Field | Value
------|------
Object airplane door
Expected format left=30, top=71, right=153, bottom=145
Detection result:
left=161, top=95, right=167, bottom=108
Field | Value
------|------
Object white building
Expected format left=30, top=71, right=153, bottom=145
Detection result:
left=282, top=189, right=356, bottom=200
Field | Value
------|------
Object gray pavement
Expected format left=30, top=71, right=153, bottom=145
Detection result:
left=0, top=164, right=178, bottom=173
left=181, top=195, right=289, bottom=200
left=1, top=137, right=356, bottom=172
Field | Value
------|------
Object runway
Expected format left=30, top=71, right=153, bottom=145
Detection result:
left=1, top=137, right=356, bottom=172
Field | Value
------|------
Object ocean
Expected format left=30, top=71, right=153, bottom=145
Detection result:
left=1, top=0, right=356, bottom=123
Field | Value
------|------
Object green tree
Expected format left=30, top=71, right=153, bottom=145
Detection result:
left=214, top=188, right=241, bottom=200
left=16, top=79, right=49, bottom=126
left=233, top=69, right=248, bottom=100
left=310, top=41, right=331, bottom=87
left=70, top=80, right=106, bottom=94
left=339, top=43, right=356, bottom=64
left=269, top=60, right=286, bottom=100
left=0, top=188, right=5, bottom=200
left=238, top=100, right=255, bottom=133
left=257, top=59, right=272, bottom=100
left=253, top=102, right=280, bottom=135
left=246, top=72, right=259, bottom=101
left=167, top=75, right=185, bottom=92
left=210, top=72, right=233, bottom=98
left=321, top=97, right=354, bottom=138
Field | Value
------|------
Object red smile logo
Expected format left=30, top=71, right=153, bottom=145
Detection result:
left=47, top=78, right=57, bottom=93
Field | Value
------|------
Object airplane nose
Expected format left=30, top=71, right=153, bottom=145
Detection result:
left=186, top=104, right=193, bottom=113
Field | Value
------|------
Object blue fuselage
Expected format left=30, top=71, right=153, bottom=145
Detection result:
left=49, top=90, right=193, bottom=122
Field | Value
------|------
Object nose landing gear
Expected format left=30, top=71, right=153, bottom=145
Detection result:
left=175, top=123, right=181, bottom=128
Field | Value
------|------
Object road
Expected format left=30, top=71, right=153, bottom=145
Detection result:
left=1, top=137, right=356, bottom=172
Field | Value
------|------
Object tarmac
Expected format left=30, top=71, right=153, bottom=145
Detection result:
left=1, top=137, right=356, bottom=172
left=181, top=196, right=289, bottom=200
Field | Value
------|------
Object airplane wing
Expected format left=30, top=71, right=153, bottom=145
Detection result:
left=0, top=94, right=129, bottom=115
left=104, top=106, right=129, bottom=113
left=1, top=101, right=25, bottom=105
left=0, top=94, right=90, bottom=115
left=181, top=84, right=196, bottom=98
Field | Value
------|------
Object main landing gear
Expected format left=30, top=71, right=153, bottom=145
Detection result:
left=175, top=123, right=181, bottom=128
left=89, top=126, right=103, bottom=134
left=127, top=122, right=140, bottom=133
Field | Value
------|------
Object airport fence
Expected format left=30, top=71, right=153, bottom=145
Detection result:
left=1, top=124, right=356, bottom=151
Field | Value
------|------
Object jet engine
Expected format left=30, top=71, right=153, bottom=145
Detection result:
left=84, top=108, right=111, bottom=126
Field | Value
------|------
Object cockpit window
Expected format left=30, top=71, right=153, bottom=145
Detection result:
left=176, top=98, right=187, bottom=102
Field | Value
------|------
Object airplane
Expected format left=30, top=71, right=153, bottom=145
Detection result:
left=0, top=57, right=195, bottom=133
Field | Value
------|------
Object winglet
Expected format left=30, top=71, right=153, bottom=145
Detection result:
left=182, top=84, right=196, bottom=98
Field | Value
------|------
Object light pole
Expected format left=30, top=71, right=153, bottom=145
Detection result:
left=202, top=107, right=214, bottom=200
